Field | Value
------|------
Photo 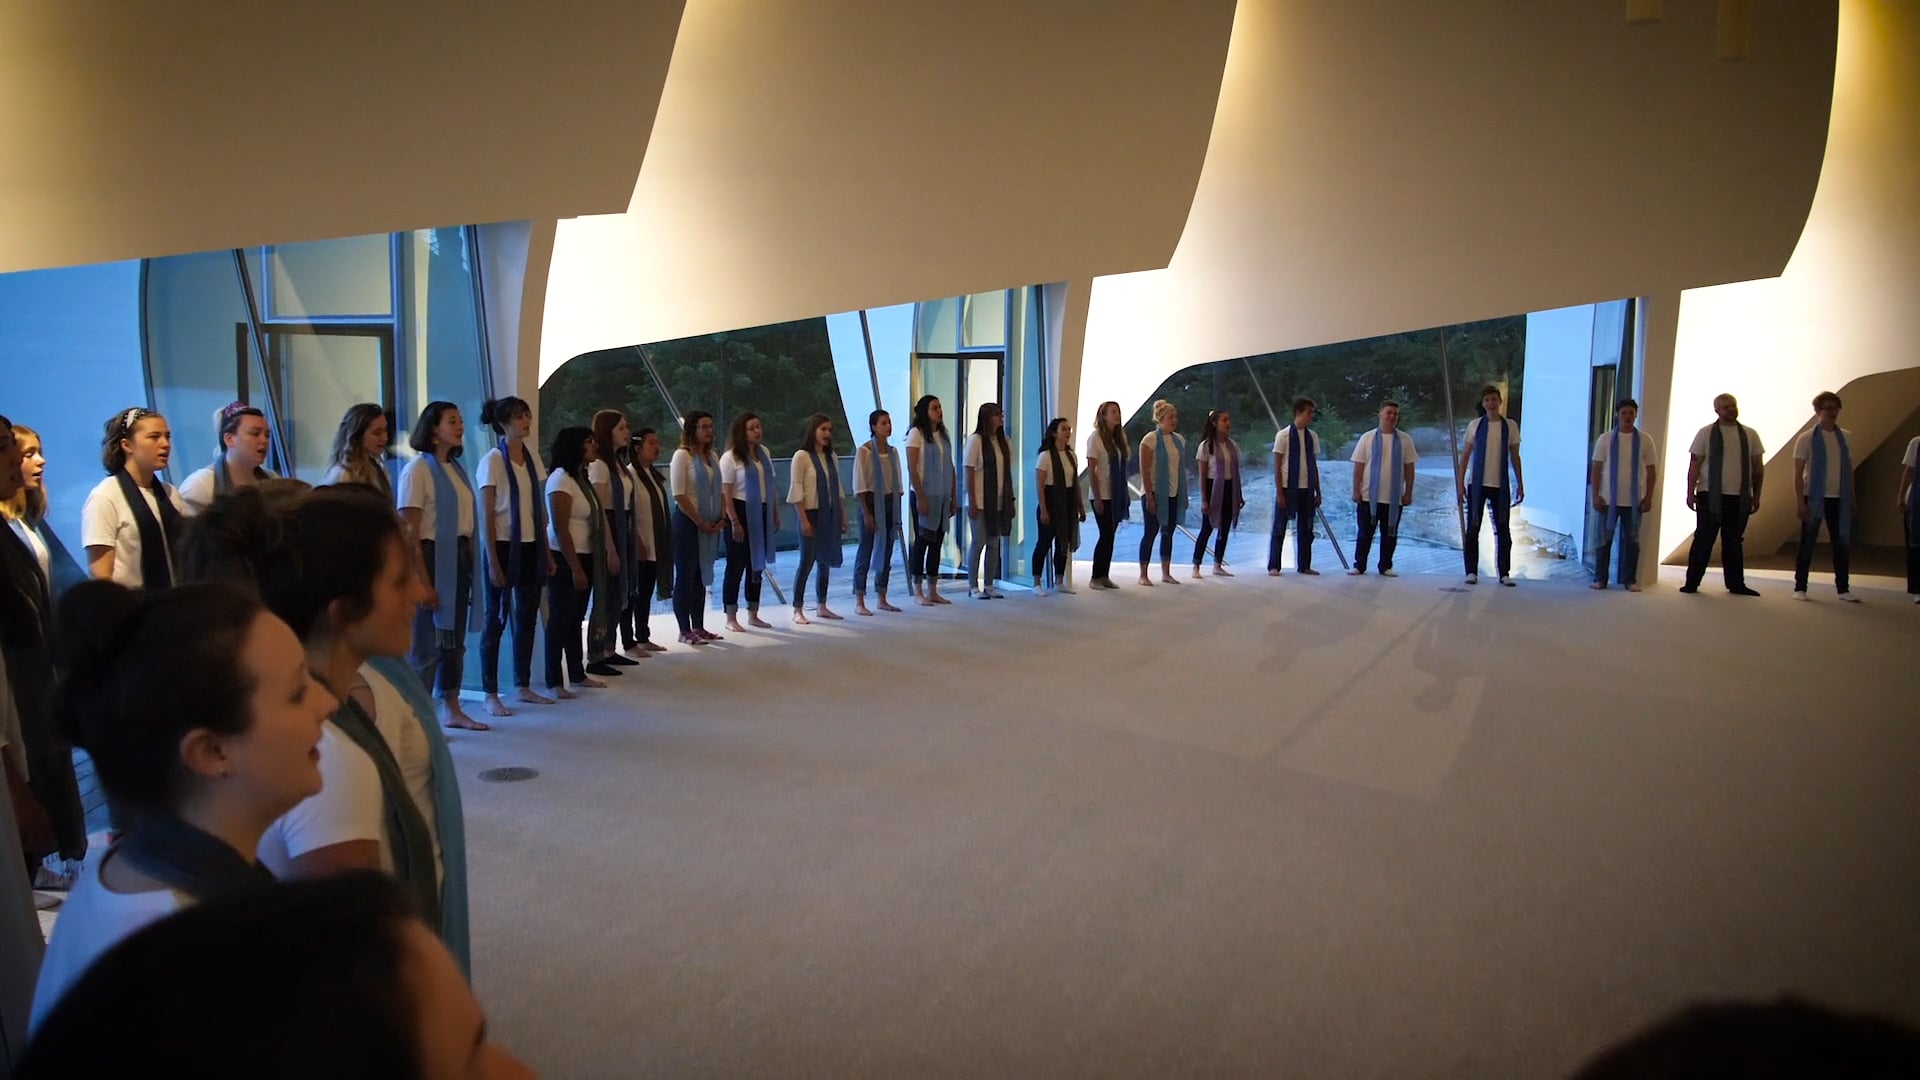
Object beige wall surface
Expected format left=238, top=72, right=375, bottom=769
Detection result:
left=0, top=1, right=685, bottom=273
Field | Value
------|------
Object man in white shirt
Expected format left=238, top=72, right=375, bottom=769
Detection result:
left=1349, top=401, right=1418, bottom=577
left=1456, top=386, right=1524, bottom=586
left=1271, top=397, right=1322, bottom=575
left=1900, top=434, right=1920, bottom=603
left=1681, top=393, right=1765, bottom=596
left=1589, top=398, right=1657, bottom=592
left=1791, top=391, right=1859, bottom=602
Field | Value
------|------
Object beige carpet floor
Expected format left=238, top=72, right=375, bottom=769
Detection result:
left=448, top=566, right=1920, bottom=1078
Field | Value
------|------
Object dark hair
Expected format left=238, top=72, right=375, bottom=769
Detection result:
left=51, top=581, right=263, bottom=814
left=408, top=401, right=463, bottom=457
left=1617, top=398, right=1639, bottom=412
left=329, top=403, right=390, bottom=474
left=868, top=409, right=890, bottom=437
left=1200, top=409, right=1226, bottom=450
left=217, top=402, right=267, bottom=454
left=972, top=402, right=1006, bottom=458
left=100, top=407, right=165, bottom=474
left=797, top=413, right=835, bottom=455
left=1479, top=385, right=1503, bottom=401
left=679, top=410, right=715, bottom=453
left=1380, top=400, right=1402, bottom=411
left=1038, top=417, right=1072, bottom=455
left=478, top=396, right=531, bottom=436
left=1571, top=997, right=1920, bottom=1080
left=550, top=426, right=593, bottom=481
left=177, top=484, right=405, bottom=642
left=1292, top=397, right=1316, bottom=416
left=1812, top=391, right=1842, bottom=411
left=911, top=395, right=947, bottom=440
left=5, top=422, right=47, bottom=522
left=18, top=872, right=425, bottom=1079
left=591, top=408, right=629, bottom=467
left=727, top=411, right=762, bottom=465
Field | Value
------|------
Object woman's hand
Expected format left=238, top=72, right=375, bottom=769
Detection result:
left=488, top=561, right=507, bottom=589
left=800, top=515, right=815, bottom=538
left=731, top=519, right=745, bottom=541
left=572, top=563, right=588, bottom=590
left=608, top=550, right=622, bottom=575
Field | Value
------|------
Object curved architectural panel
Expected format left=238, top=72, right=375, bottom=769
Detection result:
left=1077, top=0, right=1837, bottom=431
left=1659, top=0, right=1920, bottom=561
left=538, top=0, right=1237, bottom=382
left=0, top=1, right=685, bottom=272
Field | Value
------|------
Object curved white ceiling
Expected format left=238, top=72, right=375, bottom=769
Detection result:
left=0, top=1, right=685, bottom=273
left=537, top=0, right=1238, bottom=381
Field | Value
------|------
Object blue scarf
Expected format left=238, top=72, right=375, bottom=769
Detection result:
left=1806, top=427, right=1853, bottom=543
left=691, top=452, right=722, bottom=586
left=1148, top=429, right=1187, bottom=524
left=424, top=455, right=480, bottom=633
left=1369, top=428, right=1404, bottom=506
left=604, top=454, right=635, bottom=600
left=1204, top=436, right=1241, bottom=527
left=916, top=430, right=953, bottom=530
left=739, top=446, right=777, bottom=572
left=1608, top=428, right=1643, bottom=521
left=364, top=656, right=470, bottom=978
left=866, top=438, right=900, bottom=539
left=808, top=449, right=845, bottom=568
left=211, top=451, right=271, bottom=497
left=1468, top=415, right=1510, bottom=501
left=488, top=439, right=547, bottom=583
left=1101, top=434, right=1131, bottom=521
left=1286, top=425, right=1319, bottom=494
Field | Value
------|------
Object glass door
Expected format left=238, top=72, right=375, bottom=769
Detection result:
left=253, top=324, right=396, bottom=484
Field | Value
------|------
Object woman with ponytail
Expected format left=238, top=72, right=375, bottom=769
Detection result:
left=475, top=397, right=554, bottom=719
left=1191, top=408, right=1244, bottom=578
left=29, top=580, right=335, bottom=1027
left=81, top=407, right=185, bottom=589
left=398, top=402, right=483, bottom=731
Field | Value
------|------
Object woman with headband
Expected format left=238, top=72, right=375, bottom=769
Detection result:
left=81, top=407, right=186, bottom=590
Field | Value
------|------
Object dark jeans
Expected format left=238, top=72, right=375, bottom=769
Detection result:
left=1908, top=520, right=1920, bottom=596
left=410, top=538, right=472, bottom=700
left=1793, top=496, right=1851, bottom=593
left=1033, top=507, right=1073, bottom=582
left=1354, top=501, right=1401, bottom=572
left=1684, top=494, right=1750, bottom=590
left=723, top=499, right=767, bottom=612
left=672, top=510, right=708, bottom=633
left=793, top=509, right=835, bottom=606
left=1091, top=502, right=1121, bottom=581
left=1464, top=486, right=1512, bottom=577
left=544, top=560, right=588, bottom=687
left=1192, top=479, right=1232, bottom=566
left=1138, top=507, right=1176, bottom=564
left=1271, top=489, right=1316, bottom=571
left=1594, top=507, right=1642, bottom=587
left=623, top=560, right=658, bottom=647
left=481, top=541, right=544, bottom=692
left=854, top=505, right=893, bottom=595
left=910, top=522, right=947, bottom=583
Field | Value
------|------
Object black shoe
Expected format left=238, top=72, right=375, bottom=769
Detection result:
left=1728, top=586, right=1761, bottom=597
left=1678, top=585, right=1699, bottom=594
left=584, top=661, right=623, bottom=677
left=604, top=654, right=641, bottom=666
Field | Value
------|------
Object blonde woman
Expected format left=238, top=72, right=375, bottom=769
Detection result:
left=1136, top=400, right=1186, bottom=586
left=321, top=403, right=394, bottom=499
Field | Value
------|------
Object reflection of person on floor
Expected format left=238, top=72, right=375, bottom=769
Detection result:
left=1349, top=401, right=1417, bottom=577
left=1457, top=386, right=1524, bottom=586
left=1792, top=391, right=1860, bottom=603
left=1192, top=409, right=1243, bottom=578
left=964, top=403, right=1014, bottom=600
left=1032, top=418, right=1084, bottom=595
left=1589, top=398, right=1657, bottom=593
left=1900, top=435, right=1920, bottom=604
left=1271, top=397, right=1322, bottom=577
left=1137, top=400, right=1187, bottom=587
left=1681, top=393, right=1765, bottom=597
left=1085, top=401, right=1130, bottom=591
left=853, top=409, right=904, bottom=616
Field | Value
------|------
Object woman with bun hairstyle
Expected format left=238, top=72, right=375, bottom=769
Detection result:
left=543, top=427, right=607, bottom=695
left=180, top=483, right=468, bottom=972
left=720, top=411, right=779, bottom=633
left=322, top=403, right=394, bottom=499
left=474, top=397, right=553, bottom=719
left=178, top=402, right=275, bottom=515
left=1136, top=399, right=1187, bottom=586
left=398, top=402, right=483, bottom=731
left=669, top=411, right=726, bottom=644
left=625, top=428, right=672, bottom=653
left=586, top=409, right=639, bottom=674
left=28, top=580, right=336, bottom=1028
left=905, top=395, right=957, bottom=605
left=81, top=406, right=186, bottom=589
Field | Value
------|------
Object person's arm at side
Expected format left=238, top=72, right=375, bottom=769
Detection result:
left=1196, top=447, right=1211, bottom=491
left=550, top=489, right=587, bottom=589
left=1351, top=461, right=1364, bottom=503
left=397, top=465, right=440, bottom=606
left=907, top=444, right=925, bottom=521
left=792, top=454, right=815, bottom=538
left=1900, top=465, right=1915, bottom=513
left=81, top=492, right=117, bottom=580
left=1401, top=460, right=1416, bottom=506
left=1273, top=443, right=1287, bottom=509
left=723, top=473, right=743, bottom=541
left=1140, top=440, right=1155, bottom=504
left=1510, top=441, right=1525, bottom=505
left=1036, top=463, right=1050, bottom=524
left=1792, top=437, right=1810, bottom=520
left=1750, top=448, right=1766, bottom=513
left=1643, top=461, right=1657, bottom=513
left=479, top=483, right=505, bottom=588
left=1590, top=455, right=1606, bottom=512
left=967, top=452, right=982, bottom=516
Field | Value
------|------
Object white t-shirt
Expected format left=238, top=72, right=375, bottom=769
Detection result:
left=1350, top=429, right=1420, bottom=501
left=788, top=450, right=840, bottom=509
left=1084, top=432, right=1125, bottom=493
left=81, top=475, right=188, bottom=588
left=670, top=448, right=718, bottom=499
left=546, top=471, right=595, bottom=552
left=1272, top=427, right=1324, bottom=490
left=476, top=446, right=544, bottom=539
left=1195, top=438, right=1238, bottom=480
left=177, top=461, right=278, bottom=516
left=1792, top=427, right=1853, bottom=497
left=1460, top=416, right=1522, bottom=488
left=632, top=467, right=663, bottom=552
left=718, top=451, right=773, bottom=503
left=397, top=456, right=476, bottom=543
left=854, top=443, right=901, bottom=495
left=904, top=428, right=955, bottom=487
left=30, top=851, right=185, bottom=1032
left=10, top=518, right=50, bottom=581
left=1688, top=423, right=1766, bottom=494
left=1138, top=430, right=1183, bottom=489
left=1590, top=429, right=1660, bottom=508
left=256, top=721, right=387, bottom=876
left=586, top=459, right=637, bottom=512
left=1034, top=448, right=1079, bottom=487
left=363, top=665, right=441, bottom=884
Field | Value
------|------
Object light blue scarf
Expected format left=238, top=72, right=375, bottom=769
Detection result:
left=916, top=430, right=953, bottom=530
left=691, top=452, right=722, bottom=586
left=739, top=446, right=777, bottom=572
left=808, top=449, right=845, bottom=568
left=866, top=439, right=900, bottom=539
left=364, top=656, right=469, bottom=978
left=1148, top=429, right=1187, bottom=524
left=1369, top=429, right=1404, bottom=523
left=1806, top=427, right=1853, bottom=543
left=1608, top=427, right=1642, bottom=523
left=424, top=455, right=480, bottom=633
left=1468, top=415, right=1510, bottom=501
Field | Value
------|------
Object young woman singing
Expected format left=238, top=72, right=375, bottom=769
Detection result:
left=787, top=413, right=847, bottom=624
left=905, top=395, right=957, bottom=606
left=720, top=412, right=779, bottom=633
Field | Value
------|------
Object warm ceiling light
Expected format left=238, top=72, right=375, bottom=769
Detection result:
left=1717, top=0, right=1753, bottom=60
left=1626, top=0, right=1664, bottom=23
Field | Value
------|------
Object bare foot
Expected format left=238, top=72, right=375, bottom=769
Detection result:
left=1590, top=582, right=1608, bottom=591
left=793, top=609, right=811, bottom=625
left=726, top=618, right=747, bottom=633
left=443, top=706, right=492, bottom=732
left=550, top=686, right=578, bottom=700
left=516, top=687, right=555, bottom=705
left=856, top=600, right=874, bottom=616
left=483, top=695, right=513, bottom=718
left=747, top=613, right=772, bottom=629
left=1191, top=566, right=1203, bottom=580
left=917, top=594, right=935, bottom=607
left=577, top=676, right=608, bottom=689
left=818, top=606, right=844, bottom=620
left=929, top=591, right=952, bottom=605
left=1161, top=573, right=1180, bottom=585
left=1214, top=565, right=1234, bottom=577
left=878, top=597, right=902, bottom=613
left=1268, top=569, right=1281, bottom=577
